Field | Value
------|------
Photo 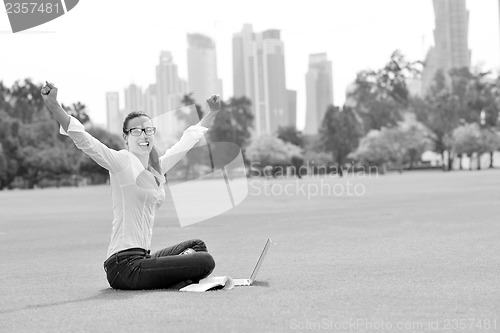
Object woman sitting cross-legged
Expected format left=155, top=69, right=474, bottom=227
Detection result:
left=41, top=81, right=221, bottom=290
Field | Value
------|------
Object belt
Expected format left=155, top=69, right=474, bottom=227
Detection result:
left=104, top=248, right=151, bottom=267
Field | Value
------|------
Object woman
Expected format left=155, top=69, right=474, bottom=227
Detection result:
left=41, top=82, right=219, bottom=290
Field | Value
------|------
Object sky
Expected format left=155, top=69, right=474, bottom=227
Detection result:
left=1, top=0, right=499, bottom=130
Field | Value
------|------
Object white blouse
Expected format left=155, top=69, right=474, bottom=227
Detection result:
left=59, top=116, right=208, bottom=258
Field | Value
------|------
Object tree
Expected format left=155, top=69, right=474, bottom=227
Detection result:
left=482, top=75, right=500, bottom=128
left=449, top=123, right=483, bottom=170
left=303, top=133, right=324, bottom=153
left=382, top=128, right=409, bottom=172
left=19, top=145, right=74, bottom=188
left=245, top=135, right=288, bottom=167
left=176, top=93, right=207, bottom=180
left=398, top=114, right=432, bottom=169
left=350, top=130, right=391, bottom=173
left=62, top=102, right=90, bottom=125
left=348, top=50, right=422, bottom=133
left=11, top=113, right=89, bottom=188
left=0, top=81, right=12, bottom=114
left=277, top=126, right=305, bottom=177
left=350, top=117, right=431, bottom=174
left=481, top=129, right=500, bottom=168
left=412, top=67, right=500, bottom=171
left=277, top=126, right=303, bottom=148
left=451, top=68, right=500, bottom=169
left=180, top=93, right=204, bottom=121
left=447, top=67, right=500, bottom=126
left=6, top=79, right=46, bottom=124
left=208, top=96, right=253, bottom=148
left=301, top=133, right=332, bottom=176
left=411, top=70, right=461, bottom=170
left=0, top=110, right=22, bottom=188
left=0, top=143, right=7, bottom=189
left=0, top=79, right=129, bottom=188
left=0, top=80, right=60, bottom=188
left=319, top=105, right=362, bottom=176
left=352, top=127, right=408, bottom=173
left=77, top=126, right=123, bottom=183
left=245, top=135, right=302, bottom=177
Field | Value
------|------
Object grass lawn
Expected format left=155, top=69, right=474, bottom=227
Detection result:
left=0, top=169, right=499, bottom=332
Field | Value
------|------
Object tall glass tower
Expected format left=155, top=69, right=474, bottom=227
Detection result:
left=422, top=0, right=471, bottom=94
left=304, top=53, right=333, bottom=135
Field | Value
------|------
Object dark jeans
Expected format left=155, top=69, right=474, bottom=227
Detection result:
left=103, top=239, right=215, bottom=290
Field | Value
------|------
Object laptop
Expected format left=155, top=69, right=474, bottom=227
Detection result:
left=233, top=238, right=272, bottom=286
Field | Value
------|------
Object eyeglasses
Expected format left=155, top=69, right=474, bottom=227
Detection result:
left=127, top=127, right=156, bottom=136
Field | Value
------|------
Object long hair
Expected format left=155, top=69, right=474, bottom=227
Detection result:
left=123, top=112, right=163, bottom=182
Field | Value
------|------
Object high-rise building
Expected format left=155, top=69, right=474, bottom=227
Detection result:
left=124, top=83, right=143, bottom=113
left=287, top=89, right=297, bottom=129
left=233, top=24, right=254, bottom=100
left=156, top=51, right=182, bottom=115
left=422, top=0, right=470, bottom=94
left=187, top=34, right=221, bottom=109
left=304, top=53, right=333, bottom=135
left=155, top=51, right=196, bottom=144
left=143, top=84, right=158, bottom=117
left=106, top=92, right=121, bottom=135
left=232, top=24, right=288, bottom=135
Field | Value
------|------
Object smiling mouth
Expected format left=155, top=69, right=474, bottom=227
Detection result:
left=138, top=142, right=150, bottom=146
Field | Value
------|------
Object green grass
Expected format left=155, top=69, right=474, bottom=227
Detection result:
left=1, top=170, right=499, bottom=332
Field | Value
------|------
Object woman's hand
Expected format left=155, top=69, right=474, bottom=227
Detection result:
left=206, top=94, right=221, bottom=113
left=196, top=94, right=221, bottom=128
left=41, top=81, right=59, bottom=107
left=40, top=81, right=70, bottom=132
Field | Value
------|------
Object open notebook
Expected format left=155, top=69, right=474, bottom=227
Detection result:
left=180, top=239, right=272, bottom=292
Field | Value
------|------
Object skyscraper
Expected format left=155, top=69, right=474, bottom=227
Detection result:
left=187, top=34, right=221, bottom=109
left=154, top=51, right=188, bottom=143
left=143, top=84, right=157, bottom=117
left=156, top=51, right=181, bottom=115
left=287, top=89, right=297, bottom=129
left=304, top=53, right=333, bottom=135
left=124, top=83, right=143, bottom=113
left=422, top=0, right=470, bottom=94
left=106, top=92, right=121, bottom=135
left=233, top=24, right=254, bottom=101
left=232, top=24, right=288, bottom=135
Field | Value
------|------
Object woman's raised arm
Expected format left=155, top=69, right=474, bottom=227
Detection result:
left=159, top=95, right=220, bottom=174
left=41, top=82, right=70, bottom=132
left=197, top=94, right=221, bottom=128
left=41, top=82, right=127, bottom=173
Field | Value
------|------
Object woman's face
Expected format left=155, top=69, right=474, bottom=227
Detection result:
left=123, top=116, right=155, bottom=156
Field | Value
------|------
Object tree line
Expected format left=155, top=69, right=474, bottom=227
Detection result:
left=0, top=79, right=124, bottom=189
left=245, top=50, right=500, bottom=176
left=2, top=52, right=499, bottom=189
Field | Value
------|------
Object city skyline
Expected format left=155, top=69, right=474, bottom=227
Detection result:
left=111, top=26, right=296, bottom=136
left=1, top=0, right=499, bottom=131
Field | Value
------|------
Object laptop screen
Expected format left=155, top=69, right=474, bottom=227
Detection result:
left=250, top=239, right=272, bottom=281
